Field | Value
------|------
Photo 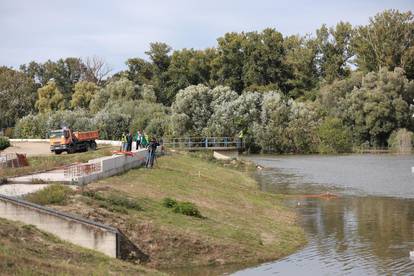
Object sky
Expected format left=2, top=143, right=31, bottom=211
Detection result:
left=1, top=0, right=413, bottom=72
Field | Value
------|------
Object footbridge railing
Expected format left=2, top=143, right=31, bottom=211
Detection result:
left=162, top=137, right=244, bottom=151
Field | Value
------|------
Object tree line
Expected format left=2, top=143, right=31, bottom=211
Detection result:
left=1, top=9, right=413, bottom=153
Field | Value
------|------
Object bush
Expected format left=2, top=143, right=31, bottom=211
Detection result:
left=162, top=197, right=178, bottom=208
left=173, top=202, right=203, bottom=218
left=14, top=114, right=49, bottom=138
left=388, top=128, right=413, bottom=153
left=106, top=193, right=142, bottom=211
left=0, top=136, right=10, bottom=150
left=82, top=191, right=142, bottom=212
left=93, top=111, right=131, bottom=140
left=162, top=197, right=203, bottom=218
left=25, top=184, right=73, bottom=205
left=317, top=117, right=352, bottom=154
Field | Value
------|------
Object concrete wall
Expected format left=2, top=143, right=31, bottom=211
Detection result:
left=213, top=150, right=239, bottom=160
left=0, top=194, right=118, bottom=257
left=76, top=149, right=147, bottom=185
left=0, top=194, right=148, bottom=261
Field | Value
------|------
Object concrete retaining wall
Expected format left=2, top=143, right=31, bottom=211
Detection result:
left=0, top=194, right=148, bottom=261
left=0, top=194, right=117, bottom=257
left=213, top=150, right=239, bottom=160
left=76, top=149, right=147, bottom=185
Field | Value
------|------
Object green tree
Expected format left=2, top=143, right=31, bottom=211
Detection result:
left=14, top=113, right=49, bottom=138
left=317, top=117, right=352, bottom=153
left=207, top=90, right=261, bottom=138
left=342, top=68, right=412, bottom=146
left=387, top=128, right=413, bottom=152
left=318, top=71, right=364, bottom=115
left=165, top=48, right=216, bottom=101
left=35, top=80, right=65, bottom=113
left=353, top=10, right=414, bottom=73
left=171, top=84, right=213, bottom=135
left=285, top=101, right=322, bottom=153
left=89, top=78, right=137, bottom=112
left=126, top=57, right=153, bottom=85
left=253, top=92, right=291, bottom=152
left=70, top=81, right=99, bottom=109
left=21, top=58, right=86, bottom=102
left=0, top=67, right=37, bottom=128
left=141, top=84, right=157, bottom=103
left=242, top=28, right=290, bottom=92
left=316, top=22, right=353, bottom=83
left=145, top=42, right=172, bottom=104
left=284, top=35, right=319, bottom=98
left=214, top=32, right=245, bottom=92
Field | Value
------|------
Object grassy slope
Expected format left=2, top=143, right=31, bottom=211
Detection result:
left=0, top=218, right=163, bottom=276
left=55, top=153, right=306, bottom=268
left=0, top=147, right=115, bottom=178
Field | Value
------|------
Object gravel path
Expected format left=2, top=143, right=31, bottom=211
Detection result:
left=0, top=184, right=50, bottom=197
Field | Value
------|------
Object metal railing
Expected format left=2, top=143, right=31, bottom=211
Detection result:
left=64, top=162, right=102, bottom=178
left=162, top=137, right=243, bottom=150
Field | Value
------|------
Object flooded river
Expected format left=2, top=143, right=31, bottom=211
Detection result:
left=235, top=154, right=414, bottom=275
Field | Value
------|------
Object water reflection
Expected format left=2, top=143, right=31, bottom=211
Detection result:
left=236, top=196, right=414, bottom=275
left=236, top=154, right=414, bottom=275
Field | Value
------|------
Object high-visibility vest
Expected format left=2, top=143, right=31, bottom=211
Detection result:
left=121, top=133, right=127, bottom=143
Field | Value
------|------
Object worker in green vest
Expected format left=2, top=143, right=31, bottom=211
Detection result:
left=141, top=132, right=148, bottom=147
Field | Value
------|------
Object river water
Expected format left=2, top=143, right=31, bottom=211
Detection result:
left=234, top=154, right=414, bottom=275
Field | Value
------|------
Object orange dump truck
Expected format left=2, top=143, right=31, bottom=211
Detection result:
left=49, top=128, right=99, bottom=154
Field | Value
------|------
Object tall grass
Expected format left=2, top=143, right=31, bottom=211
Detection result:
left=24, top=184, right=73, bottom=205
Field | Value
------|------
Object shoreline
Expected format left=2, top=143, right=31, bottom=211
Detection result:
left=50, top=152, right=306, bottom=272
left=1, top=151, right=307, bottom=275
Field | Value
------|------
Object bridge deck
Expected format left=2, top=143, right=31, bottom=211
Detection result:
left=163, top=137, right=243, bottom=151
left=168, top=146, right=238, bottom=151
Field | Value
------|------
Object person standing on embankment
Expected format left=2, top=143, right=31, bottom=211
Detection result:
left=146, top=137, right=160, bottom=168
left=134, top=130, right=142, bottom=150
left=121, top=131, right=128, bottom=151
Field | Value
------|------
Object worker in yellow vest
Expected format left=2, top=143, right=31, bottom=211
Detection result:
left=121, top=131, right=128, bottom=151
left=238, top=130, right=244, bottom=149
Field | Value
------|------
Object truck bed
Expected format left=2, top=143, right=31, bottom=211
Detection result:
left=73, top=131, right=99, bottom=142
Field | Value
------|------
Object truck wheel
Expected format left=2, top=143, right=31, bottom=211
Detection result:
left=90, top=141, right=97, bottom=151
left=54, top=150, right=62, bottom=155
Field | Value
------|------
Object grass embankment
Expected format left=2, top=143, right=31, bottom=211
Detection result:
left=0, top=147, right=114, bottom=178
left=47, top=152, right=306, bottom=269
left=0, top=218, right=163, bottom=276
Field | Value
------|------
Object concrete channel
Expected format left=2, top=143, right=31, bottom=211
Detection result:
left=0, top=141, right=150, bottom=260
left=0, top=194, right=148, bottom=261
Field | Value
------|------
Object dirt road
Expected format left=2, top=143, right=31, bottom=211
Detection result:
left=1, top=142, right=51, bottom=156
